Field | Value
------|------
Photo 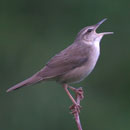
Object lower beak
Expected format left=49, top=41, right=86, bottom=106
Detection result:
left=94, top=18, right=114, bottom=35
left=100, top=32, right=114, bottom=35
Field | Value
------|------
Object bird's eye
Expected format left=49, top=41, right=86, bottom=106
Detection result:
left=87, top=29, right=93, bottom=33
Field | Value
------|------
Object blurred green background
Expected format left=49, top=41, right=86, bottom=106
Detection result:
left=0, top=0, right=130, bottom=130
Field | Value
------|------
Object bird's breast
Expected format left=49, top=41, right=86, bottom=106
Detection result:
left=57, top=42, right=100, bottom=84
left=89, top=40, right=100, bottom=67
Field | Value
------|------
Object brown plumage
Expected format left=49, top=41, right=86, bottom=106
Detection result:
left=7, top=18, right=113, bottom=92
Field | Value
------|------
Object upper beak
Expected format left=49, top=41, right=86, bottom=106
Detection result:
left=94, top=18, right=114, bottom=35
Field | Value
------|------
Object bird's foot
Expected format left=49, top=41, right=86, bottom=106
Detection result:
left=63, top=84, right=84, bottom=114
left=68, top=87, right=84, bottom=114
left=69, top=103, right=81, bottom=114
left=69, top=86, right=84, bottom=100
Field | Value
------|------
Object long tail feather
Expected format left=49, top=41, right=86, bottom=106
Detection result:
left=6, top=75, right=42, bottom=92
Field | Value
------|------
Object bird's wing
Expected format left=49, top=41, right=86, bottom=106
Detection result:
left=36, top=43, right=90, bottom=79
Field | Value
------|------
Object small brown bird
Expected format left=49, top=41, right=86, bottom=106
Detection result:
left=7, top=18, right=113, bottom=106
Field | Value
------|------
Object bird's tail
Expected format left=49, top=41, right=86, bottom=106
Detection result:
left=6, top=75, right=42, bottom=92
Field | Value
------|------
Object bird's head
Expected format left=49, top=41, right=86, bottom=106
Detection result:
left=76, top=18, right=113, bottom=44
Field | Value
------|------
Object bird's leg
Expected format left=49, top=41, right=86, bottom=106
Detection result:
left=68, top=86, right=84, bottom=101
left=63, top=84, right=81, bottom=113
left=68, top=86, right=84, bottom=114
left=63, top=84, right=84, bottom=130
left=63, top=84, right=78, bottom=105
left=63, top=84, right=80, bottom=113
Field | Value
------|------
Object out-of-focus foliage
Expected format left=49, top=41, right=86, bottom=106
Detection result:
left=0, top=0, right=130, bottom=130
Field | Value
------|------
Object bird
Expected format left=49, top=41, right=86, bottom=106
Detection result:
left=7, top=18, right=113, bottom=107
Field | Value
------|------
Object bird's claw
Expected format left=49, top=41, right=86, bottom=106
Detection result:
left=76, top=88, right=84, bottom=100
left=69, top=104, right=81, bottom=114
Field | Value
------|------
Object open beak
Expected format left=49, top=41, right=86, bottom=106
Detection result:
left=94, top=18, right=114, bottom=35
